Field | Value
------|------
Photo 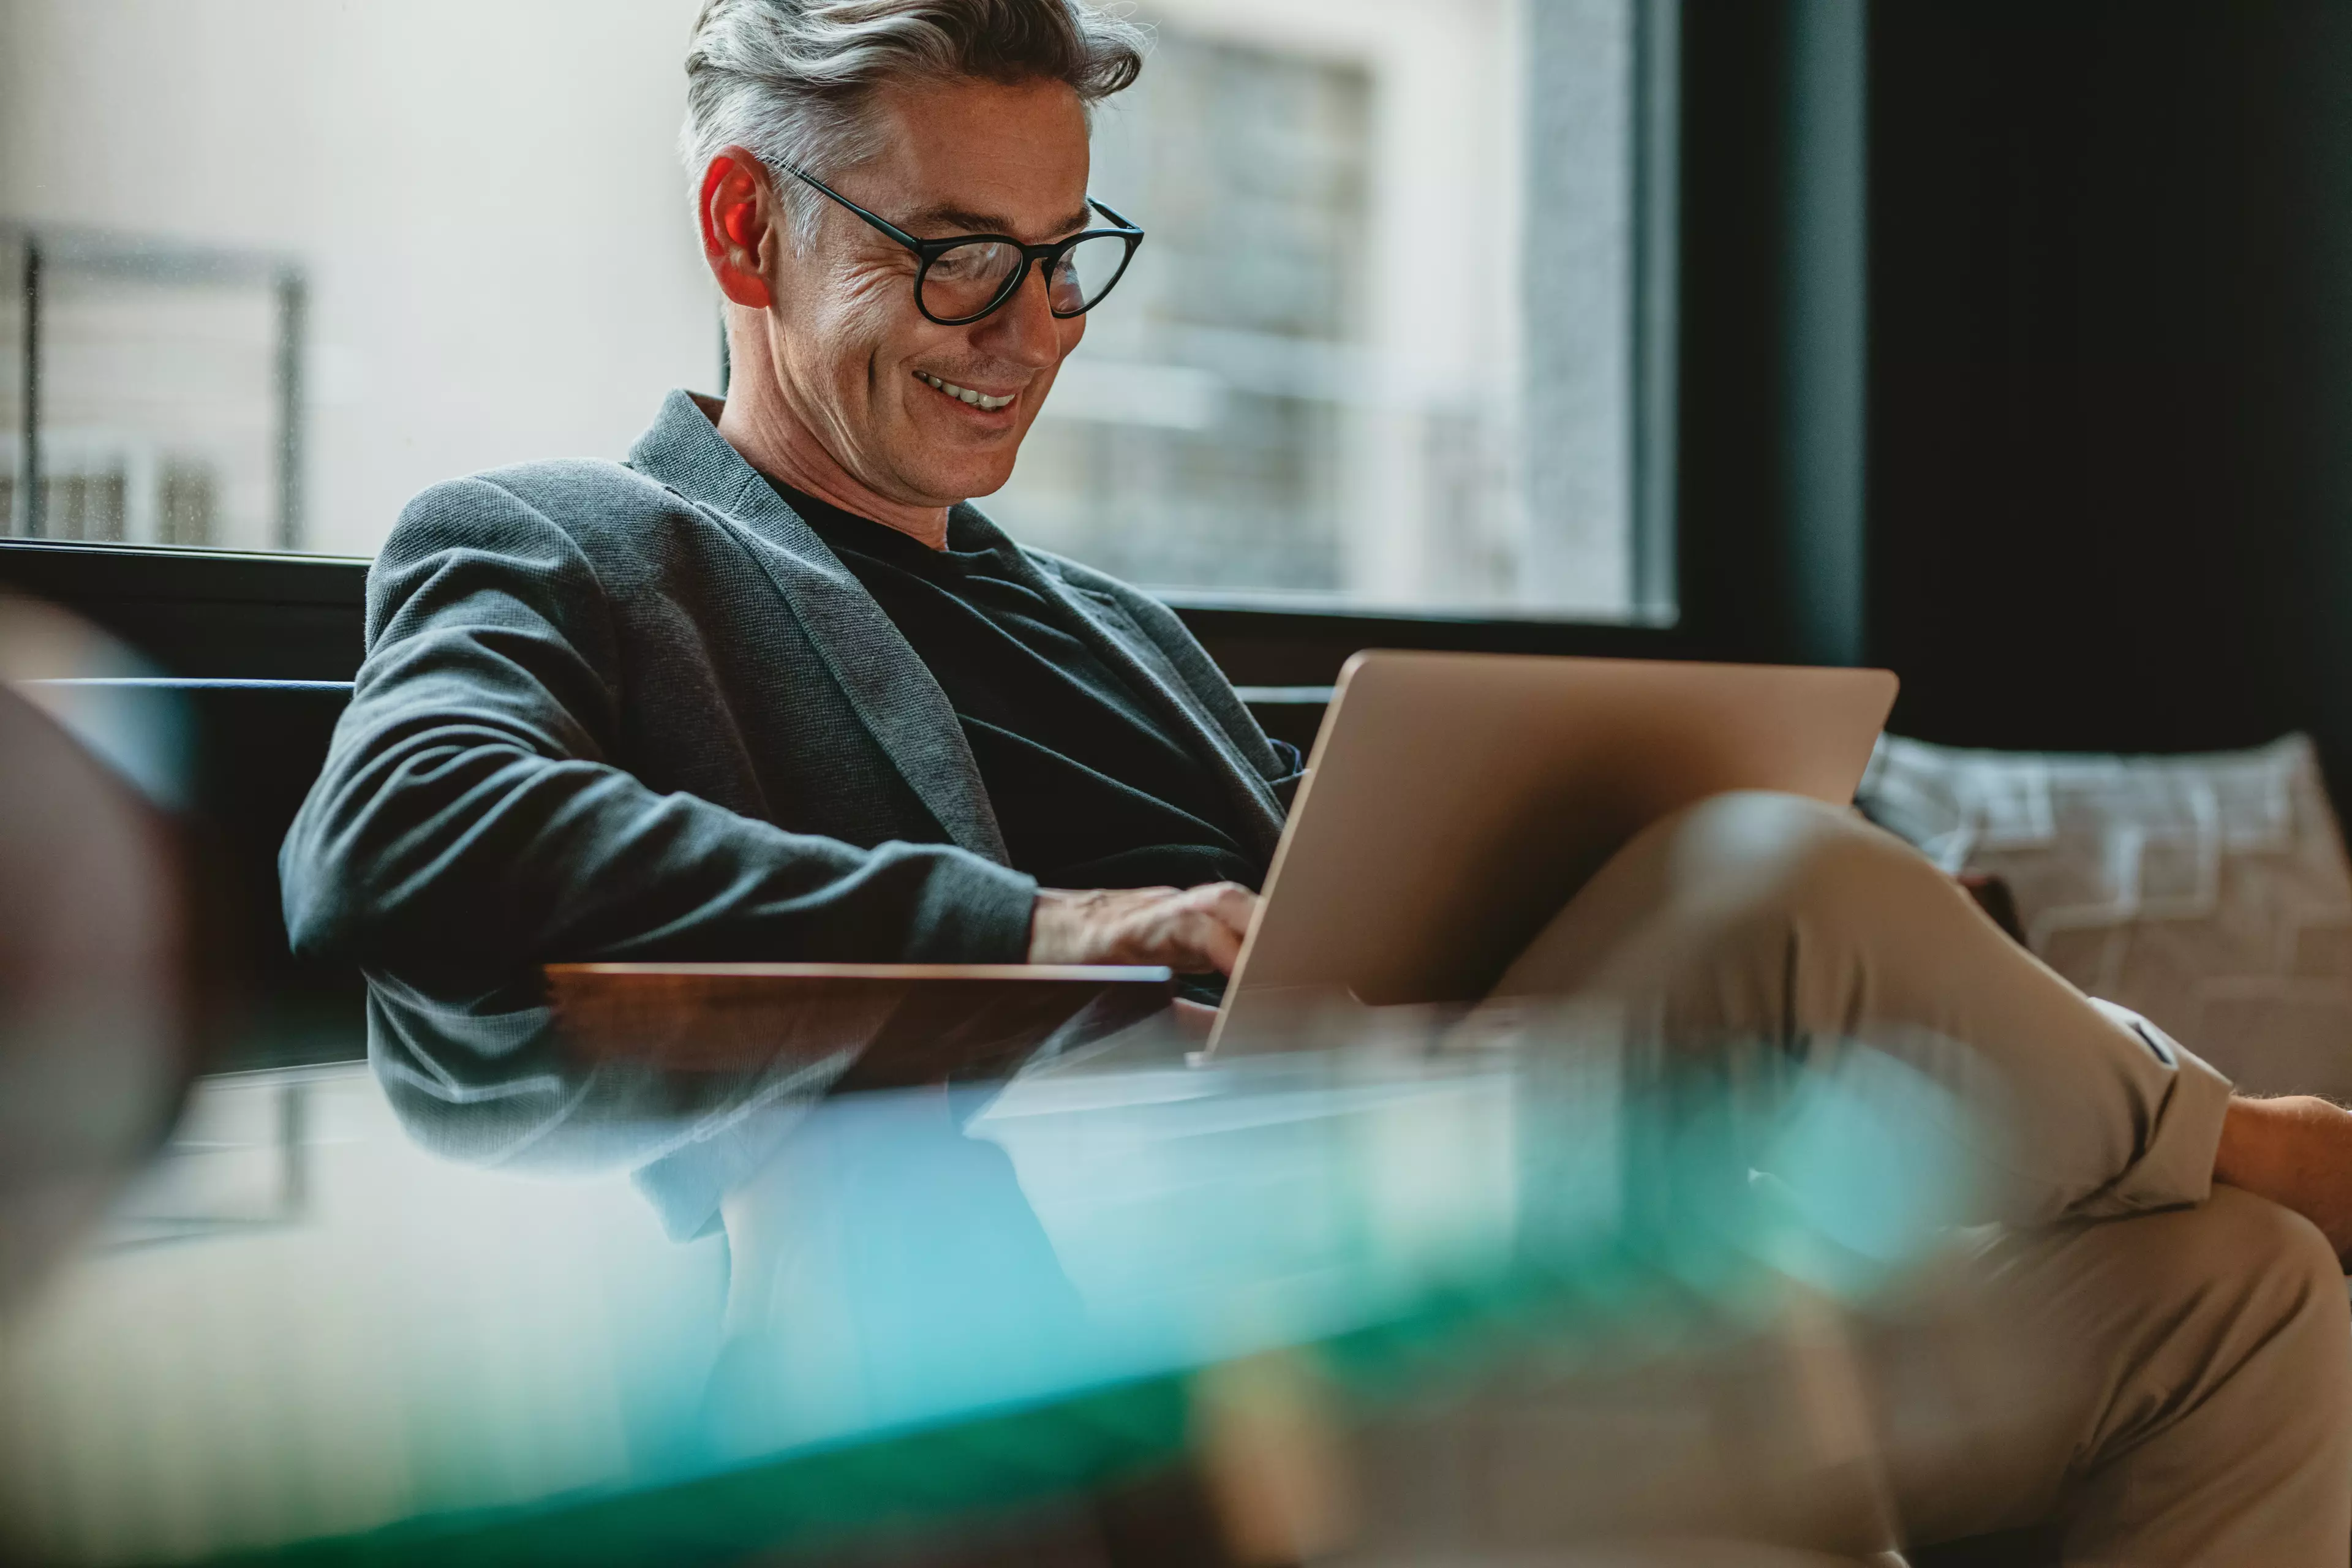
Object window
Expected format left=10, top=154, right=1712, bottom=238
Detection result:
left=2, top=230, right=301, bottom=550
left=1, top=0, right=1667, bottom=619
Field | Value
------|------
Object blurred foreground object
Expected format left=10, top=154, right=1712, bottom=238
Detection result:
left=0, top=594, right=209, bottom=1313
left=0, top=993, right=1991, bottom=1566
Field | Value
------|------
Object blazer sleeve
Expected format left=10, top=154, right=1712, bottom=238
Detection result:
left=279, top=477, right=1038, bottom=980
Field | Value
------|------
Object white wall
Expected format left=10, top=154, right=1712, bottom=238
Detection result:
left=0, top=0, right=718, bottom=557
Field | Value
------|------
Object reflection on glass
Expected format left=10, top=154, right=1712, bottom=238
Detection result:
left=0, top=966, right=1988, bottom=1566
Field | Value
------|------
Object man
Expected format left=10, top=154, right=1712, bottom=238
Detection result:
left=282, top=1, right=2352, bottom=1559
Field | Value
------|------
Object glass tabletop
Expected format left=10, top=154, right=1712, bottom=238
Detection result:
left=0, top=981, right=1972, bottom=1567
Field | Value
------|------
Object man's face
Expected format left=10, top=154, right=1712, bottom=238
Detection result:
left=762, top=75, right=1093, bottom=508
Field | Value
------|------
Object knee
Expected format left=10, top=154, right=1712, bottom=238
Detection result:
left=1643, top=790, right=1953, bottom=934
left=2150, top=1186, right=2348, bottom=1340
left=1494, top=791, right=1974, bottom=1003
left=2173, top=1185, right=2342, bottom=1306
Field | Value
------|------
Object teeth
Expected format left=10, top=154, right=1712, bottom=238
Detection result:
left=918, top=371, right=1014, bottom=411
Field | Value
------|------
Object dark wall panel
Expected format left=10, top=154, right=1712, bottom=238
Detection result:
left=1676, top=0, right=1804, bottom=665
left=1675, top=0, right=1869, bottom=671
left=1866, top=0, right=2352, bottom=801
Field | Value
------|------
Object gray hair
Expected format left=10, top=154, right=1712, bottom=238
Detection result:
left=680, top=0, right=1148, bottom=247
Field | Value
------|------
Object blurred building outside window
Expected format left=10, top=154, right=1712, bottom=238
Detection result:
left=0, top=0, right=1664, bottom=619
left=2, top=228, right=302, bottom=552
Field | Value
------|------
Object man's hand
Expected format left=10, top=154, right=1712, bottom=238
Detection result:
left=1027, top=883, right=1261, bottom=974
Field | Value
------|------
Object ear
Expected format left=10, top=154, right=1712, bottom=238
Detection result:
left=699, top=147, right=776, bottom=310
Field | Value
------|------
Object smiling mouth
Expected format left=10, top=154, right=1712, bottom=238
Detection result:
left=916, top=371, right=1016, bottom=412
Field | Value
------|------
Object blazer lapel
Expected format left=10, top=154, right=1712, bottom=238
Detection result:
left=628, top=393, right=1011, bottom=865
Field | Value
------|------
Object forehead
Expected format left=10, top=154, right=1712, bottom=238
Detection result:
left=855, top=76, right=1093, bottom=240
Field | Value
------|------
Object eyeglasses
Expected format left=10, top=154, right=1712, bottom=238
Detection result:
left=777, top=160, right=1145, bottom=327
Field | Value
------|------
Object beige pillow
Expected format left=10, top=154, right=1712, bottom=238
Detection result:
left=1859, top=733, right=2352, bottom=1099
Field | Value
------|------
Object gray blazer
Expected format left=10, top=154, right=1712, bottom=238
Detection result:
left=281, top=390, right=1298, bottom=983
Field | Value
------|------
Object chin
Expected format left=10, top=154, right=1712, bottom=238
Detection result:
left=919, top=456, right=1021, bottom=505
left=956, top=469, right=1019, bottom=502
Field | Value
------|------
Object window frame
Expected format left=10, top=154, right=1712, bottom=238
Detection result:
left=3, top=0, right=1700, bottom=690
left=4, top=224, right=309, bottom=552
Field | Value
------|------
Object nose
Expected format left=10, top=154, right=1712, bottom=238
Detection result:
left=971, top=260, right=1068, bottom=369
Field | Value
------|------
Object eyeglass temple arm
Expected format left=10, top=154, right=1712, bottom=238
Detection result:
left=780, top=156, right=1140, bottom=251
left=1087, top=197, right=1143, bottom=235
left=775, top=160, right=927, bottom=250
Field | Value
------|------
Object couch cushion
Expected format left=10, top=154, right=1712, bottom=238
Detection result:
left=1860, top=733, right=2352, bottom=1099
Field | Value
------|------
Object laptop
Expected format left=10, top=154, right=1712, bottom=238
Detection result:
left=1202, top=651, right=1899, bottom=1057
left=552, top=651, right=1896, bottom=1071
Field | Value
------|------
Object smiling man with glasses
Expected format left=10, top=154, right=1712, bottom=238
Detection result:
left=282, top=6, right=2352, bottom=1560
left=288, top=0, right=1287, bottom=990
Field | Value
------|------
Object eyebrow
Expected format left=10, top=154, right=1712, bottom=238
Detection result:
left=900, top=202, right=1096, bottom=242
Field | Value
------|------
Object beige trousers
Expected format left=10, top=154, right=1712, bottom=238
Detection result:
left=1360, top=791, right=2352, bottom=1566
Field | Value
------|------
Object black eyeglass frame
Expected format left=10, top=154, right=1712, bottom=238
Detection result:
left=777, top=160, right=1145, bottom=326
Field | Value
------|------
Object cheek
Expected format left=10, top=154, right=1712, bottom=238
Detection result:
left=799, top=267, right=911, bottom=388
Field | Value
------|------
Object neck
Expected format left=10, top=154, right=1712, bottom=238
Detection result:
left=712, top=312, right=953, bottom=551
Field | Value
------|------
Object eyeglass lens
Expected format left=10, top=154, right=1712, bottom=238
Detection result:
left=920, top=233, right=1131, bottom=322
